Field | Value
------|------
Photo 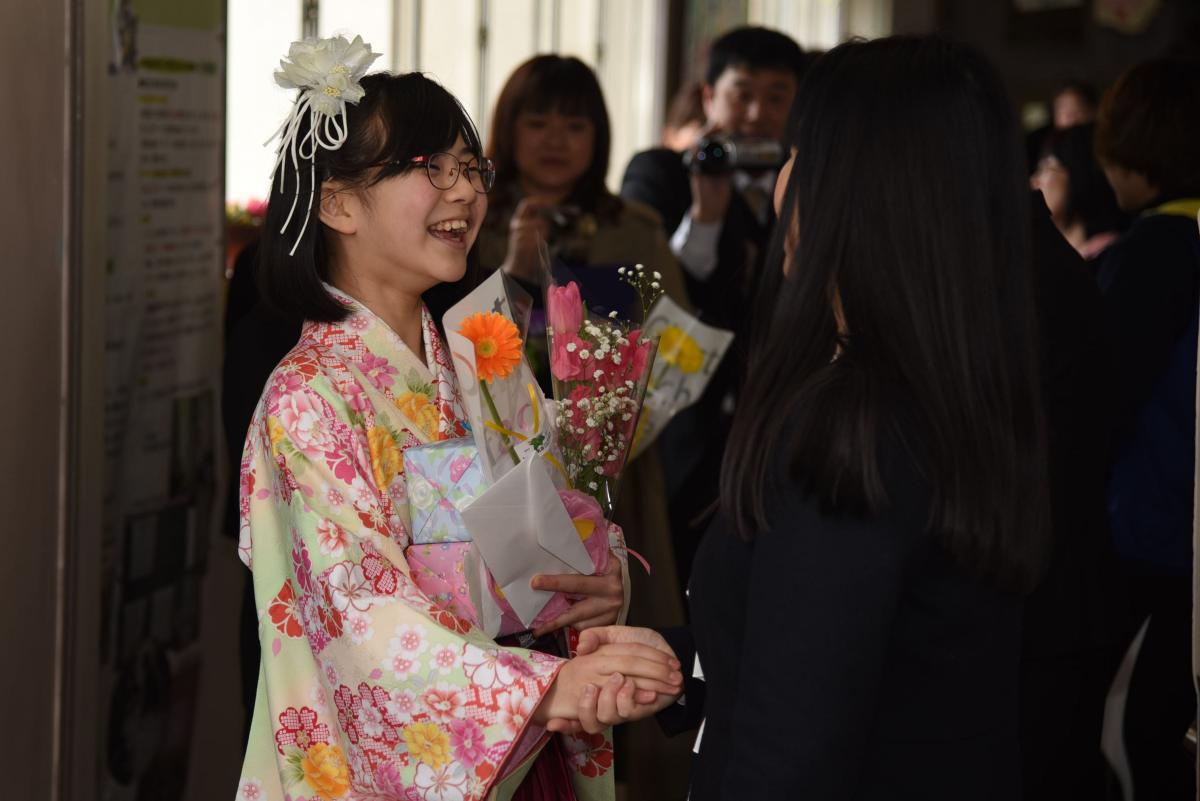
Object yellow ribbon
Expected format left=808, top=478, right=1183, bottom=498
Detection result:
left=483, top=383, right=572, bottom=487
left=527, top=383, right=541, bottom=435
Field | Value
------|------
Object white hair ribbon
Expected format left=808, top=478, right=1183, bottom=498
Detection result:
left=267, top=35, right=381, bottom=255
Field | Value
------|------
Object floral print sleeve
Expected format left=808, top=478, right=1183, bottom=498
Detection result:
left=235, top=301, right=569, bottom=801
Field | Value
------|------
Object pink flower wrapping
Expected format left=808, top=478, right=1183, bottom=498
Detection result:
left=557, top=489, right=611, bottom=574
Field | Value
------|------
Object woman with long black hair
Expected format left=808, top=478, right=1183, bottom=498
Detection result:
left=554, top=36, right=1052, bottom=800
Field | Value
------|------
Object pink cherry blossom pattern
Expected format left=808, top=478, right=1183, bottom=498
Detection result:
left=324, top=561, right=373, bottom=613
left=420, top=682, right=467, bottom=723
left=414, top=761, right=469, bottom=801
left=448, top=717, right=489, bottom=767
left=495, top=690, right=536, bottom=739
left=238, top=778, right=265, bottom=801
left=275, top=388, right=337, bottom=458
left=358, top=352, right=399, bottom=392
left=316, top=518, right=349, bottom=557
left=273, top=706, right=331, bottom=755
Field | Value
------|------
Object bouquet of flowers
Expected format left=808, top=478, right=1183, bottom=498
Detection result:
left=407, top=270, right=617, bottom=635
left=544, top=264, right=661, bottom=516
left=628, top=295, right=735, bottom=460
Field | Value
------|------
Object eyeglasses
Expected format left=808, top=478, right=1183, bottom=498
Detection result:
left=404, top=152, right=495, bottom=194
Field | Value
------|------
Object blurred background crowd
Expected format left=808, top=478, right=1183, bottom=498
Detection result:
left=218, top=5, right=1200, bottom=800
left=8, top=1, right=1200, bottom=800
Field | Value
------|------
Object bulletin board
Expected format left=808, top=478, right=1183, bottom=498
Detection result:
left=101, top=0, right=224, bottom=796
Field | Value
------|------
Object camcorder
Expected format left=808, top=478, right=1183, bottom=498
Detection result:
left=683, top=136, right=786, bottom=174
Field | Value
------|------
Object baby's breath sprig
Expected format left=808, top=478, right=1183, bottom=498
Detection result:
left=618, top=263, right=665, bottom=321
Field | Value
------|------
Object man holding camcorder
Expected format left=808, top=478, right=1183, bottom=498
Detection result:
left=620, top=26, right=807, bottom=588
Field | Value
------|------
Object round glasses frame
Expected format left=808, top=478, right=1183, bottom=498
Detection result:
left=400, top=152, right=496, bottom=194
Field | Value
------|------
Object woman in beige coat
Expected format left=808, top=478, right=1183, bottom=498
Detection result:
left=478, top=54, right=695, bottom=797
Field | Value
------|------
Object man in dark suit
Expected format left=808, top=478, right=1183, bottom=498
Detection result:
left=619, top=27, right=807, bottom=587
left=1092, top=58, right=1200, bottom=800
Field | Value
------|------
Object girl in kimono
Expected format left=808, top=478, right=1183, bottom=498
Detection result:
left=235, top=40, right=682, bottom=801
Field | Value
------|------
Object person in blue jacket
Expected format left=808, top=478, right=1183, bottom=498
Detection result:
left=1094, top=57, right=1200, bottom=801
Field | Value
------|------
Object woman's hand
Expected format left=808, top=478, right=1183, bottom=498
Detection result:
left=545, top=626, right=685, bottom=734
left=575, top=625, right=677, bottom=660
left=500, top=196, right=552, bottom=281
left=532, top=641, right=683, bottom=727
left=530, top=555, right=625, bottom=637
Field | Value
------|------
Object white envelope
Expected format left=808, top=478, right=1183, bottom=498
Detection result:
left=462, top=546, right=505, bottom=638
left=460, top=457, right=594, bottom=626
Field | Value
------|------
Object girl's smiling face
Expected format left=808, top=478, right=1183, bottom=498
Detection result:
left=336, top=135, right=487, bottom=294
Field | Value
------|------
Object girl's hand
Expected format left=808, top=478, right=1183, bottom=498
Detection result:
left=532, top=642, right=683, bottom=726
left=575, top=625, right=676, bottom=660
left=529, top=555, right=624, bottom=637
left=545, top=626, right=685, bottom=734
left=571, top=668, right=684, bottom=733
left=500, top=196, right=552, bottom=281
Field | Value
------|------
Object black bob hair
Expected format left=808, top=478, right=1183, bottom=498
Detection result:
left=704, top=26, right=807, bottom=86
left=1095, top=57, right=1200, bottom=200
left=721, top=36, right=1050, bottom=593
left=257, top=72, right=485, bottom=324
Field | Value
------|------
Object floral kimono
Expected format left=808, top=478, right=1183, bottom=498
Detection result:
left=235, top=287, right=615, bottom=801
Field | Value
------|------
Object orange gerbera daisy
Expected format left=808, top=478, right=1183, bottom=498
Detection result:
left=458, top=312, right=522, bottom=383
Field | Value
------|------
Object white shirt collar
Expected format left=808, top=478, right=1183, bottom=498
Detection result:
left=732, top=169, right=778, bottom=194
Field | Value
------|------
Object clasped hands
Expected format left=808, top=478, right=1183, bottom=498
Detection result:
left=532, top=626, right=683, bottom=732
left=527, top=556, right=683, bottom=732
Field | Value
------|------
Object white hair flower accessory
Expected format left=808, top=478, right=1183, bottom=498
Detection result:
left=267, top=35, right=382, bottom=255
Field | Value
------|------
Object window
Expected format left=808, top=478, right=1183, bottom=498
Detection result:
left=225, top=0, right=303, bottom=205
left=226, top=0, right=670, bottom=203
left=747, top=0, right=892, bottom=49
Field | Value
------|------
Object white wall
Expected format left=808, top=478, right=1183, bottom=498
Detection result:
left=225, top=0, right=669, bottom=202
left=225, top=0, right=303, bottom=205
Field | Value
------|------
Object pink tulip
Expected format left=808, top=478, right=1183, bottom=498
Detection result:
left=547, top=281, right=583, bottom=334
left=550, top=330, right=589, bottom=382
